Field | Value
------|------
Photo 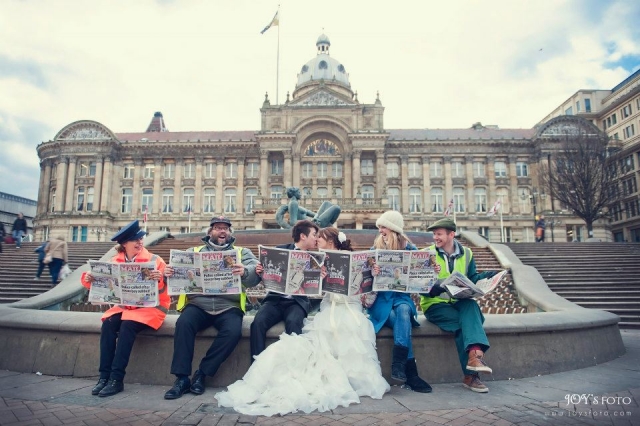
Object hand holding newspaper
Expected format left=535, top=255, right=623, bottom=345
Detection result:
left=441, top=270, right=508, bottom=299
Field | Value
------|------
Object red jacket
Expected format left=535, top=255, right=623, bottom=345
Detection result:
left=81, top=248, right=169, bottom=330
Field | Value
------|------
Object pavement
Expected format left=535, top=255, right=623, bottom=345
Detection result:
left=1, top=329, right=639, bottom=426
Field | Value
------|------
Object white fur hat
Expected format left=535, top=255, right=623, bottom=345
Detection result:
left=376, top=210, right=405, bottom=235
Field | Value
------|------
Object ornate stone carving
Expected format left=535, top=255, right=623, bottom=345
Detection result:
left=64, top=127, right=110, bottom=140
left=182, top=179, right=196, bottom=187
left=203, top=179, right=216, bottom=186
left=292, top=90, right=352, bottom=107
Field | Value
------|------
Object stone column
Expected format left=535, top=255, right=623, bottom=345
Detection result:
left=443, top=156, right=452, bottom=206
left=375, top=150, right=386, bottom=199
left=352, top=149, right=361, bottom=197
left=508, top=155, right=519, bottom=213
left=64, top=157, right=77, bottom=212
left=216, top=158, right=224, bottom=214
left=37, top=160, right=52, bottom=215
left=284, top=152, right=292, bottom=188
left=311, top=162, right=318, bottom=195
left=465, top=156, right=474, bottom=213
left=343, top=153, right=352, bottom=198
left=194, top=158, right=203, bottom=214
left=486, top=156, right=496, bottom=207
left=422, top=156, right=430, bottom=213
left=292, top=154, right=301, bottom=188
left=401, top=155, right=409, bottom=213
left=100, top=157, right=113, bottom=212
left=93, top=157, right=104, bottom=212
left=237, top=157, right=245, bottom=215
left=152, top=159, right=162, bottom=214
left=260, top=150, right=269, bottom=198
left=56, top=157, right=69, bottom=212
left=132, top=158, right=143, bottom=215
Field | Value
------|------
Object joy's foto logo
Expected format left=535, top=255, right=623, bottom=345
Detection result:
left=565, top=394, right=632, bottom=406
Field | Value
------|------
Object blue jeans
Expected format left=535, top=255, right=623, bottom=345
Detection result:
left=384, top=303, right=414, bottom=359
left=12, top=230, right=24, bottom=248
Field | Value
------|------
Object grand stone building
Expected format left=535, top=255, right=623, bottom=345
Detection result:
left=35, top=35, right=625, bottom=243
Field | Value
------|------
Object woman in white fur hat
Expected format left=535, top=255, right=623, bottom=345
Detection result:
left=367, top=210, right=433, bottom=393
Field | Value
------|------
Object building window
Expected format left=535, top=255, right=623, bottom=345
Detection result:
left=317, top=187, right=328, bottom=199
left=408, top=161, right=421, bottom=178
left=183, top=163, right=195, bottom=178
left=361, top=185, right=374, bottom=200
left=519, top=187, right=532, bottom=214
left=76, top=186, right=85, bottom=211
left=78, top=162, right=96, bottom=177
left=622, top=104, right=632, bottom=118
left=516, top=162, right=529, bottom=177
left=576, top=100, right=581, bottom=113
left=496, top=187, right=510, bottom=213
left=565, top=106, right=573, bottom=115
left=141, top=188, right=153, bottom=213
left=361, top=159, right=374, bottom=175
left=143, top=164, right=154, bottom=179
left=623, top=124, right=635, bottom=139
left=409, top=187, right=422, bottom=213
left=302, top=163, right=312, bottom=178
left=333, top=187, right=343, bottom=198
left=387, top=162, right=399, bottom=178
left=121, top=188, right=133, bottom=213
left=270, top=185, right=283, bottom=199
left=224, top=188, right=236, bottom=213
left=86, top=187, right=94, bottom=211
left=123, top=164, right=134, bottom=179
left=453, top=187, right=465, bottom=213
left=246, top=162, right=259, bottom=178
left=271, top=159, right=283, bottom=175
left=388, top=187, right=400, bottom=211
left=225, top=162, right=237, bottom=178
left=430, top=162, right=442, bottom=178
left=203, top=188, right=215, bottom=213
left=162, top=188, right=173, bottom=213
left=204, top=162, right=215, bottom=178
left=72, top=226, right=88, bottom=242
left=494, top=161, right=507, bottom=178
left=585, top=98, right=591, bottom=113
left=332, top=162, right=342, bottom=178
left=163, top=163, right=175, bottom=179
left=317, top=162, right=327, bottom=178
left=183, top=188, right=195, bottom=213
left=473, top=161, right=485, bottom=178
left=50, top=189, right=56, bottom=213
left=245, top=188, right=258, bottom=213
left=478, top=226, right=489, bottom=240
left=451, top=161, right=464, bottom=178
left=431, top=188, right=443, bottom=213
left=474, top=188, right=487, bottom=213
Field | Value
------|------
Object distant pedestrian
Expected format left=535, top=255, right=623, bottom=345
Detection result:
left=45, top=236, right=68, bottom=285
left=12, top=213, right=28, bottom=249
left=34, top=242, right=47, bottom=280
left=0, top=222, right=6, bottom=253
left=535, top=215, right=546, bottom=243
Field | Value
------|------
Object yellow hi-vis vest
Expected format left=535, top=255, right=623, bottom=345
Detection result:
left=420, top=244, right=472, bottom=313
left=176, top=246, right=246, bottom=312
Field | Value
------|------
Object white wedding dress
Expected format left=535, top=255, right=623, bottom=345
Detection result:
left=214, top=293, right=390, bottom=416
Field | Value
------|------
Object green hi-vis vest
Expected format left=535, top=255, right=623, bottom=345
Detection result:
left=176, top=246, right=247, bottom=312
left=420, top=244, right=472, bottom=313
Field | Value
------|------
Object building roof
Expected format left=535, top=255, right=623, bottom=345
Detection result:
left=296, top=34, right=350, bottom=88
left=387, top=128, right=535, bottom=140
left=114, top=131, right=257, bottom=142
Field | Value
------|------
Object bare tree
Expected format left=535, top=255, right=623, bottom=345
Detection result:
left=540, top=132, right=621, bottom=239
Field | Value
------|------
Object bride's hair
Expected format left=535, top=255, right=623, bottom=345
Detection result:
left=318, top=227, right=353, bottom=251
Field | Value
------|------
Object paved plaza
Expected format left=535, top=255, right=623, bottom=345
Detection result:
left=1, top=329, right=639, bottom=425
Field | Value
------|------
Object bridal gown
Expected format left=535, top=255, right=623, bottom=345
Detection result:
left=214, top=293, right=390, bottom=416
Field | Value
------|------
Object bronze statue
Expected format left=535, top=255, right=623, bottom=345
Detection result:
left=275, top=187, right=341, bottom=229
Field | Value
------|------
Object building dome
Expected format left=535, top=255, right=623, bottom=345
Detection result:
left=296, top=34, right=350, bottom=89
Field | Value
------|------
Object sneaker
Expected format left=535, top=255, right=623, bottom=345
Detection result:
left=33, top=277, right=40, bottom=281
left=466, top=349, right=492, bottom=374
left=463, top=374, right=488, bottom=393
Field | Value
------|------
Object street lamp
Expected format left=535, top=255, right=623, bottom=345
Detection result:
left=520, top=188, right=546, bottom=225
left=548, top=216, right=562, bottom=242
left=91, top=227, right=108, bottom=241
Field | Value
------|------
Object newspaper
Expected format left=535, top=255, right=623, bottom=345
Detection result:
left=371, top=250, right=438, bottom=293
left=258, top=245, right=325, bottom=296
left=87, top=260, right=158, bottom=307
left=407, top=250, right=439, bottom=292
left=167, top=249, right=242, bottom=295
left=321, top=249, right=376, bottom=296
left=442, top=270, right=508, bottom=299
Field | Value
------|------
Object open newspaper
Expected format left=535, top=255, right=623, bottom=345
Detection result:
left=258, top=245, right=325, bottom=296
left=371, top=250, right=438, bottom=293
left=441, top=269, right=509, bottom=299
left=168, top=249, right=242, bottom=295
left=87, top=260, right=158, bottom=307
left=321, top=249, right=376, bottom=296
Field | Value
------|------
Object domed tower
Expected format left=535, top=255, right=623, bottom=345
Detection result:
left=292, top=34, right=353, bottom=100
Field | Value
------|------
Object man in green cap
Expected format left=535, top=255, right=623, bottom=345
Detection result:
left=420, top=218, right=497, bottom=393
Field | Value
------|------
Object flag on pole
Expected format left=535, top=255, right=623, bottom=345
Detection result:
left=143, top=205, right=148, bottom=223
left=487, top=199, right=501, bottom=217
left=260, top=10, right=279, bottom=34
left=443, top=198, right=454, bottom=217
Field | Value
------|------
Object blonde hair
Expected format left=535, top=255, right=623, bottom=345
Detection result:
left=373, top=230, right=412, bottom=250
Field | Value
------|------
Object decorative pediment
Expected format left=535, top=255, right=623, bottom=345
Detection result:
left=290, top=89, right=355, bottom=107
left=536, top=116, right=603, bottom=139
left=55, top=120, right=116, bottom=141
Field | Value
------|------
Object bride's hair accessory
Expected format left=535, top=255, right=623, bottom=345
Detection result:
left=338, top=231, right=347, bottom=243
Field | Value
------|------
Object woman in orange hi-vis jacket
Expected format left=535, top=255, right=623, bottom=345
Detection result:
left=81, top=220, right=169, bottom=398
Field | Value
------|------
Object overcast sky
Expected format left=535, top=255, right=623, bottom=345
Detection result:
left=1, top=0, right=639, bottom=201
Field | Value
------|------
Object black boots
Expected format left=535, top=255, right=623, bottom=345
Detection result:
left=404, top=358, right=432, bottom=393
left=98, top=379, right=124, bottom=397
left=164, top=376, right=191, bottom=400
left=91, top=378, right=108, bottom=395
left=190, top=370, right=206, bottom=395
left=391, top=345, right=409, bottom=383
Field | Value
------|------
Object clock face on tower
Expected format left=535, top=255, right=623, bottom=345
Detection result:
left=304, top=139, right=341, bottom=156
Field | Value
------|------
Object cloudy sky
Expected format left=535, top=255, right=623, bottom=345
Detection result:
left=1, top=0, right=639, bottom=201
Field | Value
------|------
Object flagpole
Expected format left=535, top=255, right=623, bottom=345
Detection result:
left=499, top=205, right=504, bottom=243
left=188, top=208, right=191, bottom=234
left=276, top=6, right=280, bottom=105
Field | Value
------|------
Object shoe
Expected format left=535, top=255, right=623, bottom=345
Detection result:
left=463, top=374, right=488, bottom=393
left=33, top=277, right=39, bottom=281
left=190, top=370, right=206, bottom=395
left=466, top=349, right=492, bottom=374
left=98, top=379, right=124, bottom=397
left=164, top=376, right=191, bottom=400
left=391, top=345, right=409, bottom=383
left=91, top=378, right=108, bottom=395
left=403, top=359, right=432, bottom=393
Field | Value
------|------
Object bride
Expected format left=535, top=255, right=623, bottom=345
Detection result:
left=215, top=227, right=389, bottom=416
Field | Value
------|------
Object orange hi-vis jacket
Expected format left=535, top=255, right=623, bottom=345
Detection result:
left=81, top=247, right=169, bottom=330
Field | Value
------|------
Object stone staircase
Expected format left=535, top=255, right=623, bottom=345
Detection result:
left=0, top=241, right=115, bottom=303
left=505, top=242, right=640, bottom=329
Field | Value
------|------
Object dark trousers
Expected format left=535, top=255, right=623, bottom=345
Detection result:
left=99, top=313, right=151, bottom=381
left=425, top=299, right=490, bottom=376
left=48, top=258, right=64, bottom=285
left=36, top=261, right=45, bottom=278
left=249, top=298, right=307, bottom=360
left=170, top=304, right=243, bottom=378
